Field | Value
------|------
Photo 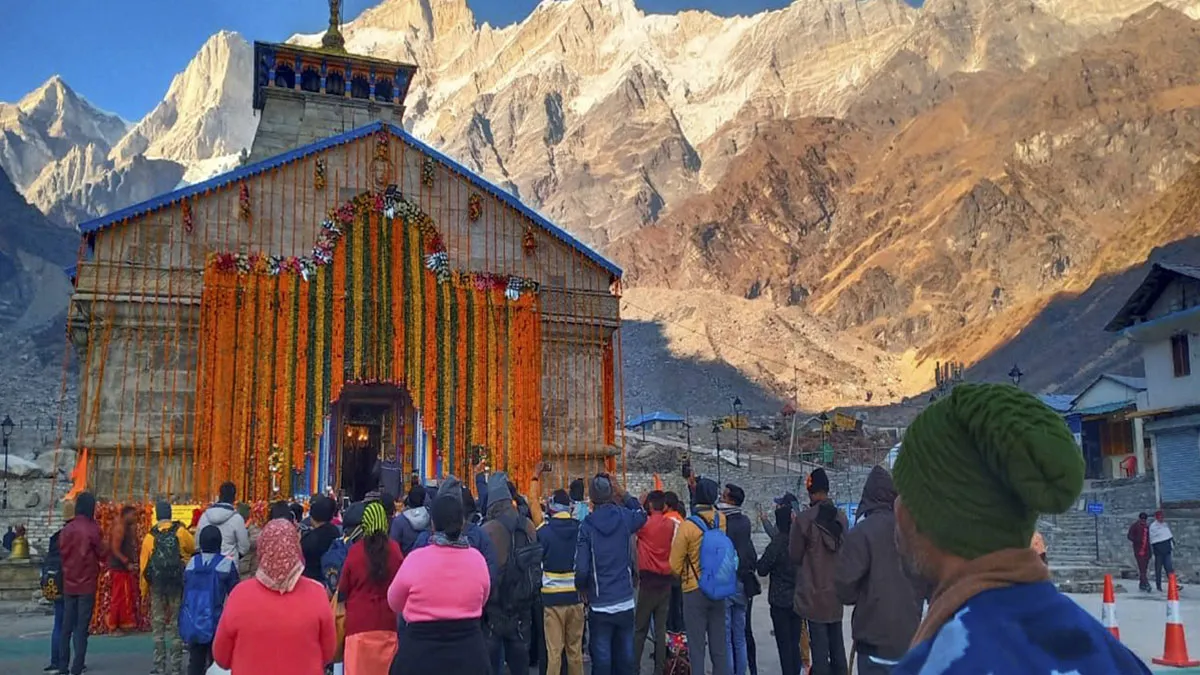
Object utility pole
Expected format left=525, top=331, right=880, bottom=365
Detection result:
left=788, top=366, right=798, bottom=474
left=640, top=405, right=646, bottom=442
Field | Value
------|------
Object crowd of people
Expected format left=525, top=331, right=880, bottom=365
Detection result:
left=37, top=384, right=1160, bottom=675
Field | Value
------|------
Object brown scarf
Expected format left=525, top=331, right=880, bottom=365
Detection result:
left=911, top=547, right=1050, bottom=646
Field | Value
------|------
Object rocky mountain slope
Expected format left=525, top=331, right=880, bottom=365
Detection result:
left=617, top=4, right=1200, bottom=393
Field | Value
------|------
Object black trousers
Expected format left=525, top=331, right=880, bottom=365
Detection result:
left=745, top=596, right=757, bottom=675
left=188, top=642, right=213, bottom=675
left=60, top=593, right=94, bottom=675
left=808, top=620, right=847, bottom=675
left=769, top=606, right=803, bottom=675
left=489, top=619, right=531, bottom=675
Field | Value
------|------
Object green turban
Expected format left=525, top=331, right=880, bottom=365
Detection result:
left=893, top=383, right=1084, bottom=560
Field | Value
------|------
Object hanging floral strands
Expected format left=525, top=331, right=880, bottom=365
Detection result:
left=468, top=193, right=483, bottom=222
left=523, top=227, right=537, bottom=256
left=314, top=157, right=327, bottom=190
left=208, top=187, right=540, bottom=300
left=238, top=183, right=252, bottom=222
left=375, top=130, right=390, bottom=160
left=182, top=198, right=194, bottom=234
left=421, top=157, right=435, bottom=187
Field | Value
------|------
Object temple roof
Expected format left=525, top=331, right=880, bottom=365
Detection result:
left=76, top=121, right=622, bottom=279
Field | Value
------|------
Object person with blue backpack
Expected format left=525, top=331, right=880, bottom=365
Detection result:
left=671, top=476, right=737, bottom=675
left=179, top=525, right=239, bottom=675
left=574, top=474, right=647, bottom=675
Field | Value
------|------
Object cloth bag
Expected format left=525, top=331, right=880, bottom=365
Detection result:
left=332, top=594, right=347, bottom=662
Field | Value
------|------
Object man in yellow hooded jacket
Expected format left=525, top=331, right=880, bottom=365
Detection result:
left=140, top=500, right=195, bottom=675
left=669, top=476, right=729, bottom=675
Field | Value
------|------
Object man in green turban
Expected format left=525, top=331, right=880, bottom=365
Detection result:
left=891, top=383, right=1149, bottom=674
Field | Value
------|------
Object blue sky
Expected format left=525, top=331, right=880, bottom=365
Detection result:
left=0, top=1, right=913, bottom=121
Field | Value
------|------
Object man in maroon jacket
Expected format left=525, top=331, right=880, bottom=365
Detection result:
left=58, top=492, right=106, bottom=675
left=1128, top=512, right=1152, bottom=592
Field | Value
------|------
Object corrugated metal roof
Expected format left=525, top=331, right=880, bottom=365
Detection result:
left=1106, top=262, right=1200, bottom=331
left=74, top=121, right=622, bottom=278
left=626, top=411, right=686, bottom=428
left=1103, top=374, right=1147, bottom=391
left=1037, top=394, right=1077, bottom=413
left=1071, top=400, right=1136, bottom=416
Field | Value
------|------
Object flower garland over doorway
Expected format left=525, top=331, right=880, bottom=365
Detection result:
left=194, top=187, right=543, bottom=501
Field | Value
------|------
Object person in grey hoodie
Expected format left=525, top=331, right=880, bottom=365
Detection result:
left=196, top=482, right=250, bottom=560
left=480, top=471, right=538, bottom=675
left=390, top=485, right=431, bottom=556
left=835, top=466, right=927, bottom=675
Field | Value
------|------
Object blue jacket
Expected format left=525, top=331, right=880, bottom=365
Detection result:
left=389, top=506, right=430, bottom=556
left=538, top=512, right=582, bottom=607
left=895, top=582, right=1149, bottom=675
left=179, top=552, right=239, bottom=645
left=413, top=521, right=498, bottom=584
left=575, top=494, right=646, bottom=613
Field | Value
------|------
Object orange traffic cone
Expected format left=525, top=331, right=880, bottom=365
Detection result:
left=1153, top=573, right=1200, bottom=667
left=1101, top=574, right=1120, bottom=640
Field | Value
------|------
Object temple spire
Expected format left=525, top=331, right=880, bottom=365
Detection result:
left=321, top=0, right=346, bottom=52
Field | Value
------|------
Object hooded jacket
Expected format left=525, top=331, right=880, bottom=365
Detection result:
left=538, top=512, right=582, bottom=606
left=834, top=466, right=926, bottom=658
left=756, top=510, right=796, bottom=609
left=196, top=503, right=251, bottom=559
left=1128, top=519, right=1150, bottom=558
left=390, top=505, right=430, bottom=556
left=789, top=496, right=847, bottom=623
left=480, top=472, right=537, bottom=569
left=140, top=520, right=196, bottom=597
left=412, top=476, right=500, bottom=582
left=575, top=493, right=647, bottom=612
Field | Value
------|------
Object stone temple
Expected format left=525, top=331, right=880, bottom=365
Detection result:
left=65, top=6, right=623, bottom=503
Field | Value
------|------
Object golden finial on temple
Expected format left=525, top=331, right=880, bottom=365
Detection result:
left=321, top=0, right=346, bottom=52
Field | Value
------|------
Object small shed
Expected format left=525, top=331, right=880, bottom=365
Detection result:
left=625, top=411, right=687, bottom=433
left=1068, top=374, right=1148, bottom=480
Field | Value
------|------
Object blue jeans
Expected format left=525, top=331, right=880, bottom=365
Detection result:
left=50, top=599, right=64, bottom=668
left=589, top=609, right=635, bottom=675
left=725, top=601, right=748, bottom=675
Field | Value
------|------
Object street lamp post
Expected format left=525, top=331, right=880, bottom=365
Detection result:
left=1, top=416, right=13, bottom=510
left=1009, top=364, right=1024, bottom=388
left=731, top=397, right=743, bottom=470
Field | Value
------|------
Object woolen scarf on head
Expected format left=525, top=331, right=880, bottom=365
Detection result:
left=894, top=383, right=1083, bottom=560
left=255, top=520, right=304, bottom=594
left=362, top=501, right=388, bottom=536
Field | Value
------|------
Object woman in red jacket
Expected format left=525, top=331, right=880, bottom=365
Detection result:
left=338, top=501, right=404, bottom=675
left=213, top=519, right=335, bottom=674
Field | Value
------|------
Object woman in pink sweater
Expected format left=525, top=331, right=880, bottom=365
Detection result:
left=213, top=520, right=335, bottom=674
left=387, top=491, right=490, bottom=675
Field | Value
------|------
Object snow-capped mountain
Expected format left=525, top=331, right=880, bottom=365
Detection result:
left=109, top=30, right=257, bottom=166
left=0, top=76, right=127, bottom=193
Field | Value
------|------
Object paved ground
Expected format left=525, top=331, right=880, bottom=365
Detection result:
left=2, top=581, right=1199, bottom=674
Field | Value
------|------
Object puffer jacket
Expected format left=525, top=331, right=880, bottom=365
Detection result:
left=196, top=503, right=250, bottom=559
left=575, top=493, right=647, bottom=612
left=789, top=497, right=847, bottom=623
left=756, top=527, right=795, bottom=609
left=390, top=506, right=430, bottom=556
left=834, top=466, right=927, bottom=659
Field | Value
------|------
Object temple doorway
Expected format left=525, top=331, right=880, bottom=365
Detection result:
left=333, top=385, right=412, bottom=502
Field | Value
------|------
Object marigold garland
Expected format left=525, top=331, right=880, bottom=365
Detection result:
left=194, top=187, right=545, bottom=500
left=421, top=157, right=435, bottom=187
left=468, top=193, right=482, bottom=222
left=523, top=226, right=538, bottom=255
left=314, top=158, right=327, bottom=190
left=238, top=183, right=252, bottom=222
left=182, top=198, right=194, bottom=234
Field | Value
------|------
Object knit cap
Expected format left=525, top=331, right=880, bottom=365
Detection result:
left=893, top=383, right=1084, bottom=560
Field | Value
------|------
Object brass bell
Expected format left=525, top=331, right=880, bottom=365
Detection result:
left=10, top=534, right=30, bottom=561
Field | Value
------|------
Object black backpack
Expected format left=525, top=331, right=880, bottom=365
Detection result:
left=490, top=519, right=542, bottom=637
left=40, top=530, right=63, bottom=601
left=145, top=523, right=185, bottom=592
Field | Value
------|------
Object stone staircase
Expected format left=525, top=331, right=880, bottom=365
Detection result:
left=1043, top=512, right=1129, bottom=593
